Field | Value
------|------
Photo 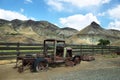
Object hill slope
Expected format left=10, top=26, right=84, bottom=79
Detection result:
left=0, top=19, right=120, bottom=45
left=67, top=22, right=120, bottom=45
left=0, top=19, right=78, bottom=43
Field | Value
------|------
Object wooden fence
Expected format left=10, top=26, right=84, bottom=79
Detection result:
left=0, top=42, right=120, bottom=60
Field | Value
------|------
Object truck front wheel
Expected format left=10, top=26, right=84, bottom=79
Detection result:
left=33, top=58, right=48, bottom=72
left=36, top=61, right=48, bottom=72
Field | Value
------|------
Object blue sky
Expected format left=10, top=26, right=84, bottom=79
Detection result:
left=0, top=0, right=120, bottom=31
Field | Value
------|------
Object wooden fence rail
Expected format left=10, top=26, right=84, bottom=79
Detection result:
left=0, top=42, right=120, bottom=60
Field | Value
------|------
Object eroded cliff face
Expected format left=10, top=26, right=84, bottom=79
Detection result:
left=0, top=19, right=78, bottom=43
left=67, top=22, right=120, bottom=45
left=0, top=19, right=120, bottom=45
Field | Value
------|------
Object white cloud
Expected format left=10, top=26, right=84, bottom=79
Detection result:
left=46, top=0, right=64, bottom=11
left=45, top=0, right=111, bottom=11
left=59, top=13, right=100, bottom=30
left=107, top=5, right=120, bottom=30
left=0, top=9, right=33, bottom=20
left=25, top=0, right=32, bottom=3
left=108, top=5, right=120, bottom=20
left=98, top=12, right=106, bottom=16
left=20, top=8, right=24, bottom=13
left=108, top=20, right=120, bottom=30
left=63, top=0, right=110, bottom=7
left=101, top=0, right=110, bottom=4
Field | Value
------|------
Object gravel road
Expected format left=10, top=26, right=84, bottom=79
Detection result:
left=50, top=67, right=120, bottom=80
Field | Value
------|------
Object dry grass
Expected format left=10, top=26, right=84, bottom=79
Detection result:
left=103, top=53, right=119, bottom=58
left=0, top=59, right=16, bottom=65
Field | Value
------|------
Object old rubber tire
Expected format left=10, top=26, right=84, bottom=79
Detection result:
left=33, top=58, right=48, bottom=72
left=35, top=61, right=48, bottom=72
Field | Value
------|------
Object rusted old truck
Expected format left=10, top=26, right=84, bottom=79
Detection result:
left=16, top=39, right=81, bottom=72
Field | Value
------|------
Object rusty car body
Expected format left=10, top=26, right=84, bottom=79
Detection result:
left=16, top=39, right=81, bottom=72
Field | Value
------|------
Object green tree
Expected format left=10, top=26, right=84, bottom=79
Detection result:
left=97, top=39, right=110, bottom=46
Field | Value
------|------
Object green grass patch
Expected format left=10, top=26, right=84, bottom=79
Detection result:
left=103, top=53, right=118, bottom=58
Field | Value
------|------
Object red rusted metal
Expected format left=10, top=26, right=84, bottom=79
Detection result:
left=81, top=55, right=95, bottom=61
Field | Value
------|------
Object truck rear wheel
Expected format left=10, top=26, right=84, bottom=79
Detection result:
left=73, top=56, right=81, bottom=65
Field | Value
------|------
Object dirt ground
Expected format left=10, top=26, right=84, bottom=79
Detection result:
left=0, top=54, right=120, bottom=80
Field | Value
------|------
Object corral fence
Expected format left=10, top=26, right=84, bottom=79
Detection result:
left=0, top=42, right=120, bottom=60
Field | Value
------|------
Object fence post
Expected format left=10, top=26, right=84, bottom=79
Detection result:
left=92, top=45, right=94, bottom=55
left=109, top=44, right=111, bottom=53
left=80, top=45, right=82, bottom=55
left=16, top=42, right=20, bottom=67
left=17, top=42, right=20, bottom=56
left=101, top=45, right=104, bottom=55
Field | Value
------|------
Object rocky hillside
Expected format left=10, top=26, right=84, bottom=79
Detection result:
left=67, top=22, right=120, bottom=45
left=57, top=27, right=78, bottom=38
left=0, top=19, right=78, bottom=43
left=0, top=19, right=120, bottom=45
